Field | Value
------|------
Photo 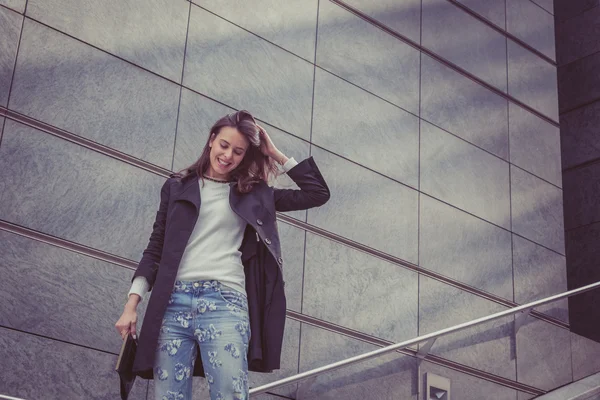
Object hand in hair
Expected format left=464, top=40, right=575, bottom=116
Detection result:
left=257, top=124, right=288, bottom=165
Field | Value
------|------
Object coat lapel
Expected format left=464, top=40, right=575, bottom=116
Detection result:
left=171, top=170, right=201, bottom=211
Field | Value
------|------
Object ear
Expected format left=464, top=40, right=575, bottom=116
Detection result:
left=209, top=132, right=216, bottom=148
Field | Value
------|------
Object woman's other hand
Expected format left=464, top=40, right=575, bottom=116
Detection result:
left=115, top=294, right=140, bottom=340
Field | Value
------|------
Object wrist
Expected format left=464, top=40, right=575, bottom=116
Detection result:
left=125, top=295, right=140, bottom=310
left=272, top=150, right=288, bottom=165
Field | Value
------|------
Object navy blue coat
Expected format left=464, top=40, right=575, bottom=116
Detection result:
left=131, top=156, right=330, bottom=378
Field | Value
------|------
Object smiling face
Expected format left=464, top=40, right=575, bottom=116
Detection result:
left=207, top=126, right=250, bottom=180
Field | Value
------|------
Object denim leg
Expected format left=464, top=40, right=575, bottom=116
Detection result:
left=154, top=291, right=196, bottom=400
left=195, top=286, right=251, bottom=400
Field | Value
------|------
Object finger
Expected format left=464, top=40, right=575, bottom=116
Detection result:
left=130, top=321, right=137, bottom=340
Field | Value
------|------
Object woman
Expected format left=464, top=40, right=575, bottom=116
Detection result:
left=115, top=110, right=330, bottom=400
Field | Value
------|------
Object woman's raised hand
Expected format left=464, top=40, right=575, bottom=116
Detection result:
left=257, top=124, right=284, bottom=162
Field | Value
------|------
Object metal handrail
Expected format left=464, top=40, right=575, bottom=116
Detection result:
left=250, top=280, right=600, bottom=396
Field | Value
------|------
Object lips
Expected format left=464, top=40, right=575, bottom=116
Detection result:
left=217, top=158, right=231, bottom=168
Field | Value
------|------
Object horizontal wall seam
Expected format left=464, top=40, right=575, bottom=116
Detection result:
left=287, top=311, right=545, bottom=396
left=559, top=96, right=600, bottom=116
left=557, top=49, right=600, bottom=69
left=0, top=218, right=570, bottom=331
left=563, top=157, right=600, bottom=174
left=565, top=220, right=600, bottom=234
left=0, top=107, right=567, bottom=246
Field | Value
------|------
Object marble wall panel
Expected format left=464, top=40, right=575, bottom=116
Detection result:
left=279, top=223, right=306, bottom=313
left=0, top=327, right=147, bottom=399
left=511, top=165, right=565, bottom=254
left=299, top=324, right=419, bottom=400
left=419, top=361, right=519, bottom=400
left=422, top=0, right=508, bottom=92
left=184, top=5, right=313, bottom=140
left=508, top=40, right=559, bottom=122
left=341, top=0, right=421, bottom=44
left=507, top=0, right=556, bottom=60
left=558, top=51, right=600, bottom=113
left=512, top=235, right=568, bottom=323
left=421, top=54, right=509, bottom=159
left=571, top=331, right=600, bottom=380
left=560, top=100, right=600, bottom=169
left=0, top=6, right=21, bottom=107
left=420, top=195, right=514, bottom=299
left=419, top=275, right=516, bottom=379
left=0, top=0, right=26, bottom=13
left=516, top=317, right=573, bottom=390
left=9, top=19, right=179, bottom=169
left=420, top=121, right=511, bottom=228
left=317, top=0, right=420, bottom=115
left=174, top=87, right=310, bottom=221
left=26, top=0, right=189, bottom=82
left=306, top=146, right=419, bottom=264
left=563, top=163, right=600, bottom=230
left=556, top=5, right=600, bottom=65
left=455, top=0, right=506, bottom=28
left=509, top=103, right=562, bottom=187
left=532, top=0, right=554, bottom=13
left=190, top=0, right=318, bottom=61
left=0, top=230, right=148, bottom=354
left=0, top=120, right=165, bottom=260
left=312, top=68, right=419, bottom=187
left=303, top=232, right=418, bottom=343
left=555, top=0, right=598, bottom=21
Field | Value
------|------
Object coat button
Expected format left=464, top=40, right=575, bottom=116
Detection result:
left=256, top=219, right=263, bottom=226
left=265, top=238, right=272, bottom=245
left=277, top=257, right=283, bottom=264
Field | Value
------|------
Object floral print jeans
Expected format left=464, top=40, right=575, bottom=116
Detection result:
left=154, top=280, right=251, bottom=400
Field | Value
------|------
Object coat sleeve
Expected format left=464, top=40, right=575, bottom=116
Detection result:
left=131, top=177, right=171, bottom=289
left=273, top=156, right=330, bottom=212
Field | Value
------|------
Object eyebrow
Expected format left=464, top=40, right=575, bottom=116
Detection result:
left=220, top=139, right=247, bottom=152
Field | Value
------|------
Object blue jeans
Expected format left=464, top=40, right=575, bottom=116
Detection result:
left=154, top=280, right=251, bottom=400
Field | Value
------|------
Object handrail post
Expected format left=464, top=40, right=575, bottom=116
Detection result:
left=416, top=337, right=437, bottom=365
left=514, top=307, right=534, bottom=334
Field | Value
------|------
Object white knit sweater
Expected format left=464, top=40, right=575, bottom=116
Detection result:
left=128, top=158, right=298, bottom=300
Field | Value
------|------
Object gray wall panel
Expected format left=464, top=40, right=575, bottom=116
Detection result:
left=516, top=317, right=572, bottom=390
left=0, top=0, right=26, bottom=13
left=165, top=87, right=311, bottom=221
left=26, top=0, right=189, bottom=82
left=421, top=121, right=511, bottom=228
left=571, top=331, right=600, bottom=380
left=341, top=0, right=422, bottom=44
left=532, top=0, right=554, bottom=13
left=299, top=324, right=418, bottom=400
left=512, top=235, right=568, bottom=323
left=560, top=100, right=600, bottom=169
left=0, top=120, right=164, bottom=260
left=0, top=6, right=21, bottom=107
left=421, top=54, right=509, bottom=159
left=303, top=232, right=418, bottom=343
left=511, top=164, right=565, bottom=254
left=509, top=103, right=562, bottom=187
left=420, top=195, right=513, bottom=299
left=508, top=40, right=559, bottom=122
left=317, top=0, right=420, bottom=115
left=184, top=5, right=313, bottom=140
left=422, top=0, right=508, bottom=92
left=420, top=361, right=519, bottom=400
left=307, top=146, right=419, bottom=264
left=0, top=327, right=148, bottom=400
left=190, top=0, right=318, bottom=62
left=507, top=0, right=556, bottom=60
left=455, top=0, right=506, bottom=28
left=312, top=68, right=419, bottom=187
left=555, top=0, right=598, bottom=21
left=419, top=275, right=516, bottom=379
left=556, top=5, right=600, bottom=65
left=558, top=51, right=600, bottom=113
left=0, top=230, right=147, bottom=354
left=563, top=163, right=600, bottom=230
left=9, top=19, right=179, bottom=169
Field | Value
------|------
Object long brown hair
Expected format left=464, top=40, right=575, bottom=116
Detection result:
left=177, top=110, right=280, bottom=193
